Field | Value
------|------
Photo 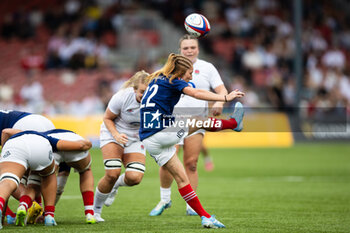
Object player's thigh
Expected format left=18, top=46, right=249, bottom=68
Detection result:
left=101, top=142, right=124, bottom=160
left=123, top=153, right=146, bottom=182
left=122, top=141, right=146, bottom=164
left=67, top=152, right=92, bottom=172
left=183, top=133, right=203, bottom=163
left=0, top=162, right=26, bottom=179
left=101, top=142, right=123, bottom=177
left=122, top=153, right=145, bottom=165
left=37, top=160, right=56, bottom=177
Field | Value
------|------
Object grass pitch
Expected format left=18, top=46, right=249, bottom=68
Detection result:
left=3, top=143, right=350, bottom=233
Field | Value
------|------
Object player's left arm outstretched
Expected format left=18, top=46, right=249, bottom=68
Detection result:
left=183, top=86, right=244, bottom=102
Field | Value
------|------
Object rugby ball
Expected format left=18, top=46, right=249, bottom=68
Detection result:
left=184, top=13, right=210, bottom=37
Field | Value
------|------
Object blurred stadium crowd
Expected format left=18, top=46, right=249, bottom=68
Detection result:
left=0, top=0, right=349, bottom=116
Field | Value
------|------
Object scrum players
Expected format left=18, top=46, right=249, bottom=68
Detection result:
left=139, top=53, right=244, bottom=228
left=93, top=71, right=149, bottom=222
left=0, top=110, right=55, bottom=224
left=150, top=35, right=229, bottom=216
left=47, top=129, right=96, bottom=224
left=0, top=128, right=92, bottom=229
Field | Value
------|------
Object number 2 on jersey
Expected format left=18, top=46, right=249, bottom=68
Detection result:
left=141, top=84, right=158, bottom=108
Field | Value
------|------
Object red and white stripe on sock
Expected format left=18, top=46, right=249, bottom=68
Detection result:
left=207, top=117, right=237, bottom=131
left=0, top=196, right=5, bottom=212
left=44, top=206, right=55, bottom=217
left=82, top=191, right=94, bottom=215
left=5, top=205, right=16, bottom=217
left=19, top=195, right=33, bottom=211
left=178, top=184, right=210, bottom=218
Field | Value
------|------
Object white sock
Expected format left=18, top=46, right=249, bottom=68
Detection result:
left=186, top=203, right=195, bottom=211
left=160, top=187, right=171, bottom=203
left=114, top=173, right=127, bottom=189
left=93, top=187, right=109, bottom=214
left=56, top=175, right=69, bottom=204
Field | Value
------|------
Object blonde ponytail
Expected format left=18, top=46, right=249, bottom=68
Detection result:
left=147, top=53, right=192, bottom=83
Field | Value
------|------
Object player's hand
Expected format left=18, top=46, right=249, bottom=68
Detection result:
left=113, top=133, right=128, bottom=145
left=226, top=89, right=245, bottom=102
left=211, top=102, right=224, bottom=116
left=77, top=139, right=92, bottom=151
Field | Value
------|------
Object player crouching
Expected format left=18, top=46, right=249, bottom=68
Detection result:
left=0, top=128, right=91, bottom=230
left=47, top=129, right=96, bottom=224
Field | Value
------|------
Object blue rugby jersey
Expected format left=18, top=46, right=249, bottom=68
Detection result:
left=0, top=110, right=30, bottom=141
left=139, top=74, right=189, bottom=141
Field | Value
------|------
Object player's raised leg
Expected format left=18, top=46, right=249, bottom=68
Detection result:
left=187, top=102, right=245, bottom=135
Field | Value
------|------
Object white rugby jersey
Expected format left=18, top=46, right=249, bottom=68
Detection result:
left=104, top=87, right=141, bottom=141
left=175, top=58, right=224, bottom=116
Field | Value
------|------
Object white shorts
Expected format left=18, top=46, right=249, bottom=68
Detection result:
left=177, top=129, right=205, bottom=146
left=100, top=125, right=145, bottom=155
left=0, top=134, right=53, bottom=171
left=53, top=151, right=89, bottom=165
left=12, top=114, right=55, bottom=131
left=46, top=132, right=90, bottom=165
left=142, top=127, right=188, bottom=166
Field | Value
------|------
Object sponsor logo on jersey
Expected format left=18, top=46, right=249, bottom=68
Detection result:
left=176, top=129, right=185, bottom=138
left=127, top=109, right=133, bottom=112
left=195, top=69, right=200, bottom=74
left=3, top=151, right=11, bottom=158
left=143, top=110, right=161, bottom=129
left=48, top=150, right=53, bottom=160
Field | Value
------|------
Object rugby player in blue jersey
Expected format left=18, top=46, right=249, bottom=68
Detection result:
left=139, top=53, right=245, bottom=229
left=0, top=128, right=92, bottom=229
left=0, top=110, right=55, bottom=224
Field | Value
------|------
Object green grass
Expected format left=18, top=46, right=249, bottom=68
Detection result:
left=3, top=143, right=350, bottom=233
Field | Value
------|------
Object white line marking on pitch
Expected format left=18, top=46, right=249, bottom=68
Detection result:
left=238, top=176, right=305, bottom=182
left=60, top=195, right=81, bottom=199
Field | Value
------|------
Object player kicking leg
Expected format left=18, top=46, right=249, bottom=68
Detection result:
left=146, top=102, right=244, bottom=228
left=149, top=102, right=244, bottom=219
